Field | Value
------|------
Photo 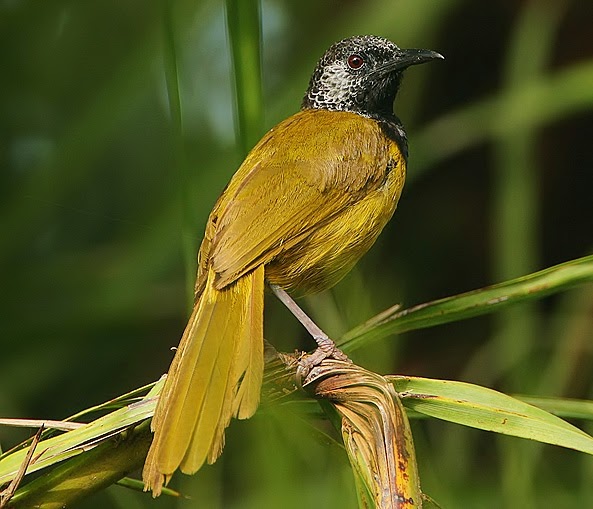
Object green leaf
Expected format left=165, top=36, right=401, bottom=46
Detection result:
left=0, top=379, right=162, bottom=486
left=340, top=255, right=593, bottom=352
left=390, top=376, right=593, bottom=455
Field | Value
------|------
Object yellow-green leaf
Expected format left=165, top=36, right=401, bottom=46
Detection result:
left=390, top=376, right=593, bottom=455
left=0, top=378, right=162, bottom=486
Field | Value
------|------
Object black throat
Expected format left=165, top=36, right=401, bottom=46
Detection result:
left=375, top=113, right=409, bottom=161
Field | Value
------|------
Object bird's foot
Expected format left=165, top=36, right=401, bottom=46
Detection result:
left=296, top=337, right=350, bottom=386
left=268, top=283, right=350, bottom=384
left=313, top=334, right=350, bottom=362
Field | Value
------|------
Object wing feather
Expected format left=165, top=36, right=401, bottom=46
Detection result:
left=200, top=109, right=394, bottom=290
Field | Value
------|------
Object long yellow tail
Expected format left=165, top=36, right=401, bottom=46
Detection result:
left=143, top=265, right=264, bottom=495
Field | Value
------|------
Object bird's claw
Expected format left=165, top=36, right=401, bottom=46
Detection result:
left=295, top=341, right=350, bottom=387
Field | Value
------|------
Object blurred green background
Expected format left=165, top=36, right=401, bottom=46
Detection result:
left=1, top=0, right=593, bottom=507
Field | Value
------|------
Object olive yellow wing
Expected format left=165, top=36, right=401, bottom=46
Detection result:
left=197, top=108, right=404, bottom=293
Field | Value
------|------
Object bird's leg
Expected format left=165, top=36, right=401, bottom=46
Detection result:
left=269, top=284, right=350, bottom=374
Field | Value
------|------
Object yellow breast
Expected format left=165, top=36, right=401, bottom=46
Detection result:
left=264, top=111, right=406, bottom=294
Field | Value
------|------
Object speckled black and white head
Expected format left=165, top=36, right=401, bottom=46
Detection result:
left=302, top=35, right=442, bottom=120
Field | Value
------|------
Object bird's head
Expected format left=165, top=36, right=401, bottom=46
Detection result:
left=302, top=35, right=442, bottom=119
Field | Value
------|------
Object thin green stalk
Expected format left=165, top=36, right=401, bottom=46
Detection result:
left=162, top=0, right=196, bottom=311
left=493, top=0, right=565, bottom=387
left=538, top=283, right=593, bottom=397
left=492, top=3, right=568, bottom=507
left=225, top=0, right=263, bottom=156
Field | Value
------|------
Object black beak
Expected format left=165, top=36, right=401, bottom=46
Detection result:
left=373, top=48, right=444, bottom=77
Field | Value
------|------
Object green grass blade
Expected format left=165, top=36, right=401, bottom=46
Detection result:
left=340, top=255, right=593, bottom=352
left=515, top=395, right=593, bottom=421
left=0, top=380, right=162, bottom=486
left=279, top=390, right=593, bottom=425
left=6, top=422, right=152, bottom=509
left=391, top=376, right=593, bottom=456
left=116, top=476, right=182, bottom=497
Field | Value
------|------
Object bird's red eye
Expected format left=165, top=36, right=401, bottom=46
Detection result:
left=347, top=54, right=365, bottom=70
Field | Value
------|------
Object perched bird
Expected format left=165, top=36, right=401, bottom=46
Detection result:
left=143, top=35, right=442, bottom=495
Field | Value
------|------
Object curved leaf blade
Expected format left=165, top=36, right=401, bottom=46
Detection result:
left=340, top=255, right=593, bottom=352
left=390, top=376, right=593, bottom=455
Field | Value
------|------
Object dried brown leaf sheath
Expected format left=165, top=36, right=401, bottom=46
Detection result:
left=304, top=360, right=422, bottom=509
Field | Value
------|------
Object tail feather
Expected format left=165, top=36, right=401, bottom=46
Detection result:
left=205, top=263, right=264, bottom=463
left=233, top=266, right=264, bottom=419
left=143, top=265, right=265, bottom=496
left=180, top=292, right=240, bottom=471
